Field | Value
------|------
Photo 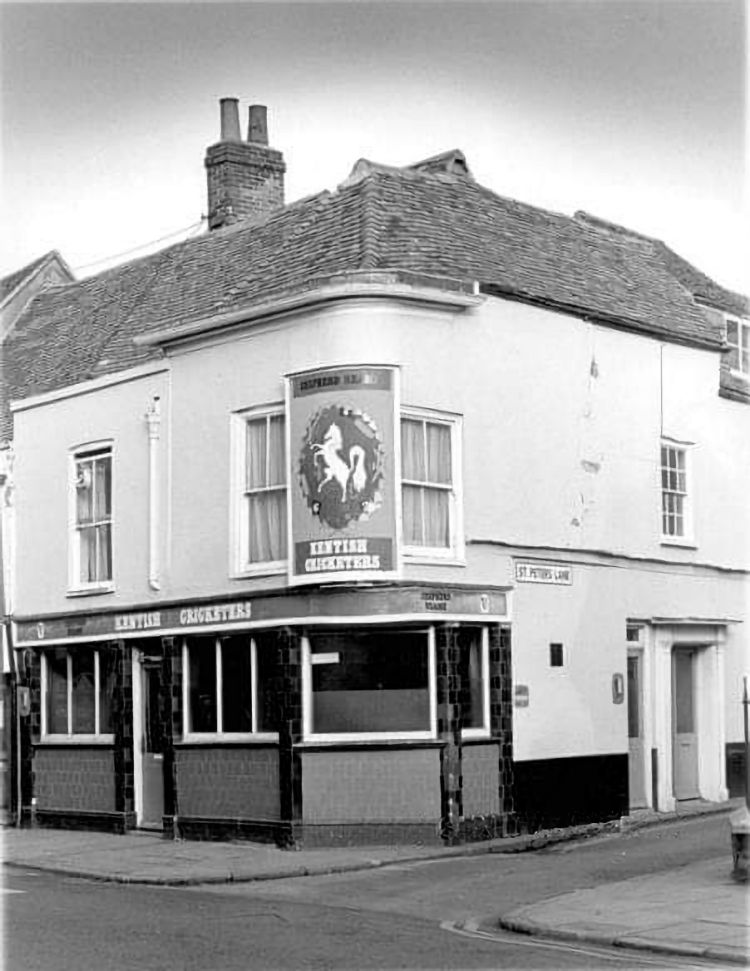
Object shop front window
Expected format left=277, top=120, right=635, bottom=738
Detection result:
left=42, top=647, right=115, bottom=739
left=305, top=628, right=434, bottom=739
left=183, top=635, right=277, bottom=738
left=458, top=627, right=489, bottom=736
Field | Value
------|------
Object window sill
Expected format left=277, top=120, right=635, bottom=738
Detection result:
left=66, top=585, right=114, bottom=598
left=402, top=551, right=466, bottom=567
left=230, top=564, right=286, bottom=580
left=297, top=737, right=444, bottom=749
left=38, top=735, right=115, bottom=745
left=178, top=733, right=279, bottom=744
left=302, top=732, right=435, bottom=744
left=660, top=538, right=698, bottom=550
left=461, top=729, right=491, bottom=740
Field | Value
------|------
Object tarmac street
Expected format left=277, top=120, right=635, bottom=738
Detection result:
left=3, top=806, right=749, bottom=970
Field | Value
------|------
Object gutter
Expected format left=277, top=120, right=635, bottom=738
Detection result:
left=480, top=283, right=723, bottom=352
left=134, top=272, right=484, bottom=349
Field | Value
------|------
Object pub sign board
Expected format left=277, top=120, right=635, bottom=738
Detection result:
left=286, top=364, right=401, bottom=586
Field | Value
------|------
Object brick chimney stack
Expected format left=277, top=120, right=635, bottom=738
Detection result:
left=205, top=99, right=286, bottom=230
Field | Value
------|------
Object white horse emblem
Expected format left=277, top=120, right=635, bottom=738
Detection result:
left=313, top=423, right=366, bottom=500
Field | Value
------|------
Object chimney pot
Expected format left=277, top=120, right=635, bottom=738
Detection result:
left=247, top=105, right=269, bottom=145
left=219, top=97, right=241, bottom=142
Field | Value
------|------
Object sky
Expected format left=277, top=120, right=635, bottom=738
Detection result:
left=0, top=0, right=747, bottom=292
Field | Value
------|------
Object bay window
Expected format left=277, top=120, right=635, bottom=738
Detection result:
left=42, top=647, right=115, bottom=739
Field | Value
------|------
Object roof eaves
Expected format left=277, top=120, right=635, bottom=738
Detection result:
left=479, top=281, right=722, bottom=351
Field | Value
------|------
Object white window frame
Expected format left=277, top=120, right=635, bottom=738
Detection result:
left=68, top=442, right=114, bottom=593
left=302, top=627, right=438, bottom=742
left=400, top=408, right=464, bottom=563
left=181, top=637, right=278, bottom=742
left=40, top=648, right=115, bottom=743
left=230, top=405, right=287, bottom=578
left=659, top=439, right=694, bottom=546
left=725, top=315, right=750, bottom=379
left=461, top=626, right=491, bottom=740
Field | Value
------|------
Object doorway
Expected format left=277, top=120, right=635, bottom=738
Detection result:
left=133, top=653, right=165, bottom=829
left=672, top=648, right=699, bottom=801
left=627, top=652, right=647, bottom=808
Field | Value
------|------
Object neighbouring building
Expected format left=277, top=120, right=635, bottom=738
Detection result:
left=1, top=251, right=75, bottom=825
left=1, top=99, right=747, bottom=845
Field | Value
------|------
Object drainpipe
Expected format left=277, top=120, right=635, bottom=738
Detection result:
left=145, top=398, right=161, bottom=591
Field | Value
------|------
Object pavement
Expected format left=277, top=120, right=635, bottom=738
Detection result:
left=2, top=798, right=748, bottom=966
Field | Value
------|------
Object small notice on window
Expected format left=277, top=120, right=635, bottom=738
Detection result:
left=311, top=652, right=341, bottom=665
left=515, top=561, right=572, bottom=585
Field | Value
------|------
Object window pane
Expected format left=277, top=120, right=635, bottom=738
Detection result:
left=94, top=456, right=112, bottom=519
left=189, top=639, right=217, bottom=732
left=423, top=488, right=450, bottom=547
left=255, top=633, right=278, bottom=733
left=310, top=629, right=429, bottom=734
left=220, top=637, right=253, bottom=732
left=267, top=416, right=285, bottom=486
left=46, top=649, right=68, bottom=734
left=401, top=420, right=425, bottom=480
left=246, top=419, right=268, bottom=489
left=402, top=484, right=423, bottom=545
left=458, top=628, right=484, bottom=730
left=741, top=348, right=749, bottom=374
left=248, top=490, right=286, bottom=563
left=71, top=651, right=96, bottom=734
left=79, top=526, right=97, bottom=582
left=674, top=652, right=694, bottom=733
left=98, top=650, right=115, bottom=734
left=97, top=524, right=113, bottom=581
left=426, top=423, right=451, bottom=484
left=76, top=461, right=94, bottom=525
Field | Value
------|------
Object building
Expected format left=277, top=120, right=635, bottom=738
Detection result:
left=0, top=251, right=76, bottom=825
left=2, top=99, right=747, bottom=845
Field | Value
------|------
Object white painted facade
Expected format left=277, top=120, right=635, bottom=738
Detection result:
left=11, top=287, right=749, bottom=810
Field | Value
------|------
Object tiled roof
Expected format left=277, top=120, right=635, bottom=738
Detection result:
left=2, top=156, right=745, bottom=439
left=0, top=252, right=56, bottom=304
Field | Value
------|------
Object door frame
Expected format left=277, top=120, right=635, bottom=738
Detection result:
left=132, top=648, right=145, bottom=825
left=651, top=624, right=728, bottom=813
left=627, top=646, right=648, bottom=809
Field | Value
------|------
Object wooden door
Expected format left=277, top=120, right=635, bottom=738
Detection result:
left=672, top=649, right=699, bottom=800
left=140, top=662, right=164, bottom=829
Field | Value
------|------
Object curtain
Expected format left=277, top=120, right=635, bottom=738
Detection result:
left=76, top=460, right=93, bottom=524
left=423, top=488, right=450, bottom=547
left=248, top=490, right=286, bottom=562
left=401, top=419, right=425, bottom=480
left=426, top=422, right=451, bottom=484
left=94, top=456, right=111, bottom=518
left=246, top=419, right=268, bottom=490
